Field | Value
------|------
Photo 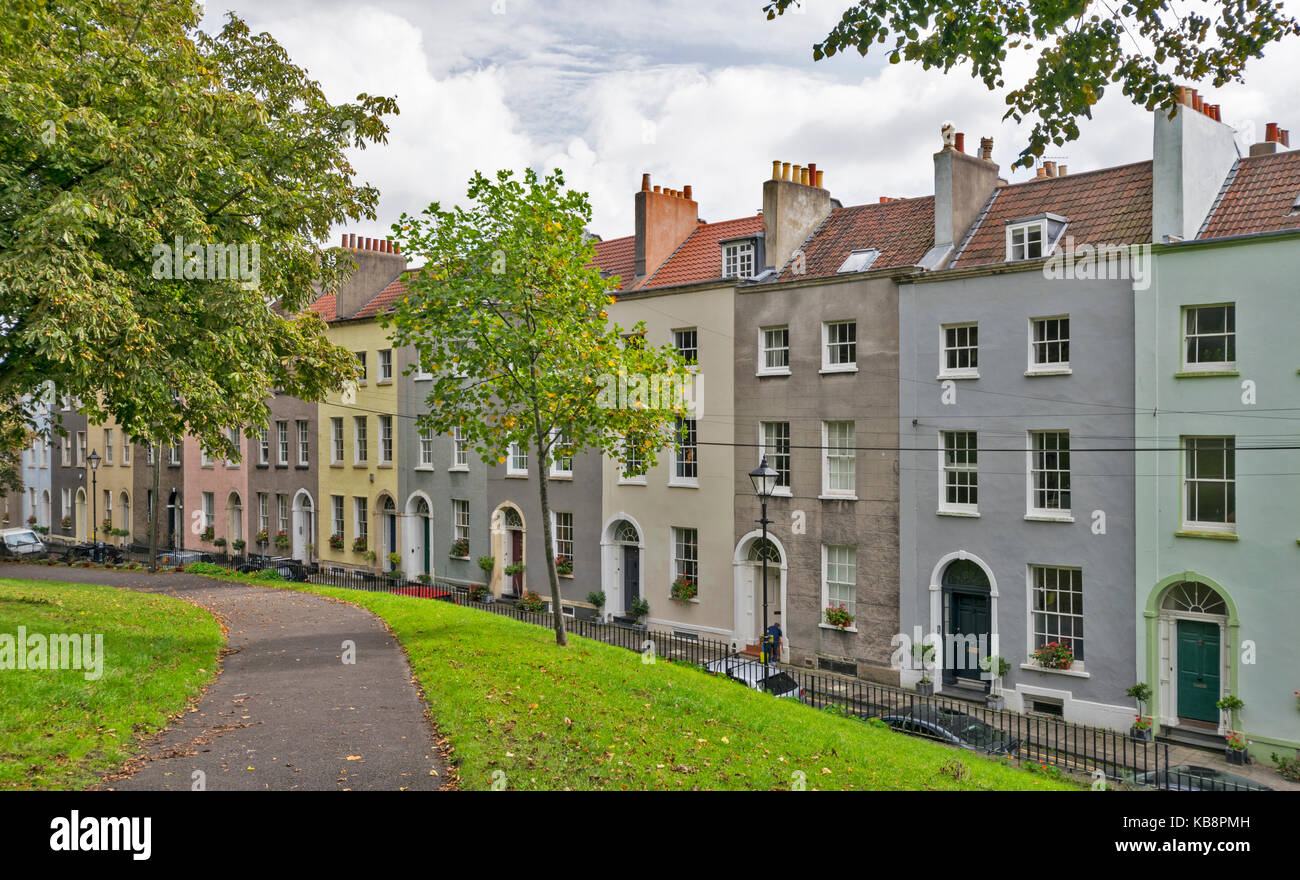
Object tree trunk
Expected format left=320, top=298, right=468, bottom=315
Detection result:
left=534, top=430, right=567, bottom=647
left=149, top=439, right=160, bottom=572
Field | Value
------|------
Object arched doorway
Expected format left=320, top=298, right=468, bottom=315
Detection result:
left=601, top=516, right=643, bottom=618
left=940, top=558, right=992, bottom=687
left=1153, top=579, right=1232, bottom=730
left=404, top=494, right=431, bottom=578
left=379, top=495, right=397, bottom=571
left=292, top=491, right=314, bottom=563
left=41, top=490, right=51, bottom=529
left=732, top=532, right=788, bottom=659
left=167, top=490, right=180, bottom=549
left=75, top=488, right=87, bottom=542
left=226, top=492, right=243, bottom=552
left=501, top=506, right=524, bottom=595
left=119, top=491, right=131, bottom=544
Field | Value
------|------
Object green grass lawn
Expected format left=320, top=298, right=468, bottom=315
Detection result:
left=199, top=570, right=1076, bottom=791
left=0, top=578, right=222, bottom=790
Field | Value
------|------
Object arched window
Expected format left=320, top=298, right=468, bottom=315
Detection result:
left=747, top=538, right=781, bottom=563
left=1162, top=581, right=1227, bottom=616
left=613, top=520, right=639, bottom=543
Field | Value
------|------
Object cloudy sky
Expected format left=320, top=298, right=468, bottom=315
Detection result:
left=199, top=0, right=1300, bottom=244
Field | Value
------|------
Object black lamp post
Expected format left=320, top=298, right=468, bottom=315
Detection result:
left=87, top=450, right=101, bottom=550
left=748, top=457, right=779, bottom=664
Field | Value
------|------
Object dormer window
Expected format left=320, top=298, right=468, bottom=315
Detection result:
left=837, top=248, right=880, bottom=274
left=721, top=238, right=756, bottom=279
left=1005, top=214, right=1068, bottom=261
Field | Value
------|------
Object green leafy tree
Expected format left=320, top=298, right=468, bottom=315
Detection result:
left=0, top=1, right=396, bottom=460
left=386, top=168, right=691, bottom=646
left=765, top=0, right=1299, bottom=168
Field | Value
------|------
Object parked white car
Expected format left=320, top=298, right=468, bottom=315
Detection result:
left=703, top=656, right=803, bottom=699
left=0, top=528, right=48, bottom=559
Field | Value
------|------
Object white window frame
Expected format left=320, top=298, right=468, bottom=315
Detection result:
left=297, top=420, right=310, bottom=465
left=670, top=418, right=698, bottom=488
left=821, top=320, right=858, bottom=374
left=1028, top=565, right=1085, bottom=669
left=1026, top=430, right=1073, bottom=521
left=379, top=415, right=393, bottom=465
left=258, top=428, right=269, bottom=465
left=821, top=420, right=856, bottom=500
left=722, top=239, right=755, bottom=279
left=549, top=429, right=573, bottom=478
left=938, top=430, right=979, bottom=515
left=417, top=425, right=434, bottom=470
left=277, top=494, right=290, bottom=536
left=552, top=510, right=574, bottom=568
left=452, top=499, right=470, bottom=549
left=672, top=328, right=698, bottom=366
left=259, top=493, right=270, bottom=534
left=378, top=349, right=393, bottom=382
left=330, top=495, right=344, bottom=539
left=619, top=434, right=647, bottom=485
left=331, top=418, right=344, bottom=464
left=202, top=492, right=215, bottom=529
left=821, top=544, right=858, bottom=630
left=507, top=441, right=528, bottom=476
left=1006, top=219, right=1046, bottom=261
left=354, top=497, right=368, bottom=542
left=1181, top=303, right=1237, bottom=372
left=451, top=426, right=469, bottom=470
left=759, top=421, right=792, bottom=495
left=1027, top=315, right=1072, bottom=375
left=671, top=526, right=699, bottom=599
left=939, top=322, right=979, bottom=379
left=1182, top=436, right=1236, bottom=534
left=758, top=326, right=791, bottom=377
left=104, top=429, right=113, bottom=465
left=353, top=417, right=368, bottom=464
left=276, top=420, right=289, bottom=465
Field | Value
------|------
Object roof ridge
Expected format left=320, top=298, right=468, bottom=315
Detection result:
left=1002, top=158, right=1151, bottom=189
left=1197, top=158, right=1242, bottom=240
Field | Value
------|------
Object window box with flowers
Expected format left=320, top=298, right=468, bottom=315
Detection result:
left=328, top=534, right=345, bottom=551
left=670, top=574, right=698, bottom=604
left=255, top=529, right=269, bottom=546
left=352, top=536, right=367, bottom=553
left=1031, top=641, right=1074, bottom=670
left=27, top=515, right=37, bottom=527
left=555, top=555, right=573, bottom=577
left=60, top=516, right=73, bottom=531
left=450, top=537, right=470, bottom=559
left=274, top=530, right=291, bottom=550
left=200, top=525, right=215, bottom=543
left=824, top=603, right=855, bottom=631
left=1224, top=730, right=1250, bottom=765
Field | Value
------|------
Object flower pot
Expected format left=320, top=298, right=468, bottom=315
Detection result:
left=916, top=681, right=935, bottom=696
left=1225, top=748, right=1248, bottom=765
left=986, top=695, right=1005, bottom=711
left=1130, top=726, right=1153, bottom=742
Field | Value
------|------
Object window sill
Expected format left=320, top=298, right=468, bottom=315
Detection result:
left=819, top=494, right=857, bottom=502
left=414, top=466, right=434, bottom=472
left=549, top=473, right=574, bottom=481
left=618, top=478, right=647, bottom=486
left=448, top=466, right=470, bottom=473
left=295, top=464, right=310, bottom=470
left=667, top=596, right=701, bottom=605
left=819, top=365, right=858, bottom=376
left=352, top=463, right=369, bottom=468
left=937, top=370, right=979, bottom=381
left=1175, top=369, right=1239, bottom=379
left=667, top=479, right=698, bottom=489
left=771, top=487, right=793, bottom=498
left=505, top=473, right=529, bottom=479
left=449, top=554, right=470, bottom=561
left=819, top=623, right=858, bottom=634
left=1020, top=662, right=1089, bottom=679
left=377, top=463, right=393, bottom=469
left=559, top=573, right=574, bottom=580
left=1024, top=512, right=1074, bottom=523
left=377, top=379, right=393, bottom=386
left=256, top=464, right=270, bottom=470
left=1176, top=529, right=1238, bottom=541
left=1025, top=367, right=1072, bottom=377
left=756, top=369, right=791, bottom=378
left=937, top=508, right=980, bottom=518
left=274, top=464, right=289, bottom=470
left=413, top=375, right=433, bottom=382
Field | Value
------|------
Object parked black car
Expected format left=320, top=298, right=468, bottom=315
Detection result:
left=877, top=705, right=1021, bottom=756
left=64, top=542, right=123, bottom=564
left=1133, top=764, right=1273, bottom=791
left=237, top=557, right=309, bottom=582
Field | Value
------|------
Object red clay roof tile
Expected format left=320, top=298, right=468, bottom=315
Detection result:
left=775, top=196, right=935, bottom=281
left=1199, top=150, right=1300, bottom=239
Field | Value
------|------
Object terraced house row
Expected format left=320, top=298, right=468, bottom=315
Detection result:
left=14, top=95, right=1299, bottom=758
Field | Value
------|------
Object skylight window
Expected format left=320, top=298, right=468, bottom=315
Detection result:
left=837, top=248, right=880, bottom=274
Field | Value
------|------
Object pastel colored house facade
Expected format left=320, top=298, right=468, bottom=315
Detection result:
left=1135, top=134, right=1300, bottom=755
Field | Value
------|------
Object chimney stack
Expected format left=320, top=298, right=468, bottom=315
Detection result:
left=763, top=158, right=832, bottom=273
left=634, top=173, right=699, bottom=281
left=933, top=123, right=1000, bottom=269
left=332, top=231, right=410, bottom=319
left=1153, top=87, right=1239, bottom=242
left=979, top=137, right=994, bottom=161
left=1043, top=161, right=1057, bottom=178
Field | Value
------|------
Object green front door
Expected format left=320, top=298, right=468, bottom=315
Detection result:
left=1176, top=620, right=1221, bottom=722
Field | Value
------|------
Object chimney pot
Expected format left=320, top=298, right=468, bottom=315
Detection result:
left=808, top=163, right=817, bottom=180
left=1044, top=161, right=1057, bottom=177
left=347, top=234, right=355, bottom=248
left=954, top=132, right=965, bottom=153
left=1036, top=166, right=1047, bottom=178
left=781, top=162, right=791, bottom=182
left=980, top=136, right=994, bottom=161
left=1282, top=129, right=1291, bottom=148
left=653, top=185, right=661, bottom=194
left=771, top=160, right=781, bottom=180
left=1058, top=165, right=1067, bottom=177
left=1193, top=91, right=1202, bottom=113
left=683, top=185, right=693, bottom=200
left=1266, top=122, right=1280, bottom=143
left=340, top=234, right=347, bottom=247
left=641, top=173, right=651, bottom=192
left=815, top=170, right=824, bottom=188
left=394, top=243, right=401, bottom=254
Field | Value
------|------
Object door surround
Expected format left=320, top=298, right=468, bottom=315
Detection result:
left=731, top=531, right=788, bottom=658
left=926, top=551, right=1000, bottom=695
left=1143, top=572, right=1238, bottom=733
left=600, top=513, right=644, bottom=620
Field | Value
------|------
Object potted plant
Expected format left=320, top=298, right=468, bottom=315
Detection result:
left=274, top=530, right=291, bottom=551
left=255, top=528, right=269, bottom=547
left=352, top=535, right=367, bottom=553
left=60, top=515, right=73, bottom=531
left=214, top=536, right=227, bottom=551
left=587, top=590, right=606, bottom=620
left=363, top=549, right=377, bottom=567
left=232, top=538, right=246, bottom=555
left=468, top=583, right=490, bottom=603
left=670, top=574, right=697, bottom=604
left=824, top=603, right=854, bottom=630
left=913, top=642, right=936, bottom=695
left=26, top=515, right=36, bottom=526
left=417, top=572, right=432, bottom=584
left=555, top=555, right=573, bottom=576
left=503, top=562, right=525, bottom=576
left=450, top=537, right=470, bottom=558
left=387, top=551, right=402, bottom=573
left=1224, top=729, right=1250, bottom=765
left=1031, top=641, right=1074, bottom=670
left=981, top=655, right=1011, bottom=709
left=519, top=590, right=545, bottom=613
left=1127, top=683, right=1155, bottom=741
left=200, top=525, right=215, bottom=543
left=101, top=518, right=113, bottom=534
left=629, top=596, right=650, bottom=626
left=477, top=555, right=495, bottom=576
left=328, top=533, right=345, bottom=551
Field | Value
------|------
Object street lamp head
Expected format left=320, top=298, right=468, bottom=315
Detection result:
left=749, top=457, right=779, bottom=498
left=87, top=450, right=101, bottom=471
